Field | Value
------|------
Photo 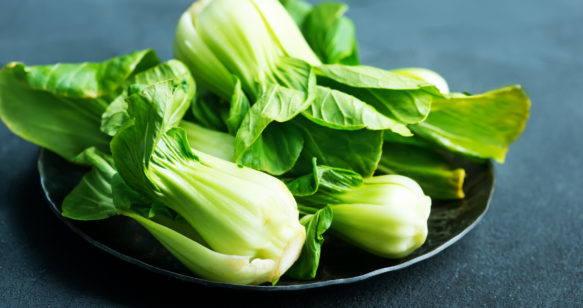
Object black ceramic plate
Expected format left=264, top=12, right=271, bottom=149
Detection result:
left=38, top=149, right=494, bottom=291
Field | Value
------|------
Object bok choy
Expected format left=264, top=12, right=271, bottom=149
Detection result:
left=0, top=0, right=532, bottom=286
left=110, top=81, right=305, bottom=284
left=174, top=0, right=441, bottom=177
left=0, top=53, right=306, bottom=285
left=289, top=163, right=430, bottom=259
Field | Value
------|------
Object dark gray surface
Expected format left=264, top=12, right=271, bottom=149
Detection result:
left=0, top=0, right=581, bottom=306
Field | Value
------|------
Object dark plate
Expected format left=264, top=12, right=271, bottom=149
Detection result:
left=38, top=149, right=494, bottom=291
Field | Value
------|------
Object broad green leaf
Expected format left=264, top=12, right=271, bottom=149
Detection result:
left=111, top=80, right=195, bottom=196
left=292, top=116, right=383, bottom=177
left=235, top=84, right=312, bottom=174
left=24, top=49, right=158, bottom=99
left=101, top=59, right=196, bottom=136
left=225, top=77, right=251, bottom=135
left=61, top=148, right=117, bottom=220
left=0, top=63, right=110, bottom=160
left=61, top=167, right=115, bottom=220
left=303, top=2, right=359, bottom=65
left=302, top=85, right=411, bottom=135
left=410, top=85, right=530, bottom=163
left=315, top=64, right=441, bottom=124
left=100, top=95, right=130, bottom=136
left=273, top=57, right=316, bottom=94
left=0, top=50, right=161, bottom=161
left=377, top=142, right=466, bottom=199
left=287, top=158, right=364, bottom=207
left=287, top=158, right=363, bottom=197
left=285, top=206, right=333, bottom=280
left=237, top=122, right=304, bottom=175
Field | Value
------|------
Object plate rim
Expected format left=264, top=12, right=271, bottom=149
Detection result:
left=37, top=149, right=495, bottom=291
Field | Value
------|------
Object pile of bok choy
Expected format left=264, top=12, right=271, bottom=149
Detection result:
left=0, top=0, right=529, bottom=285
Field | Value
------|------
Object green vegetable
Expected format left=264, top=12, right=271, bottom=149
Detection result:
left=289, top=162, right=431, bottom=259
left=302, top=2, right=359, bottom=65
left=285, top=206, right=333, bottom=280
left=281, top=0, right=359, bottom=65
left=174, top=0, right=320, bottom=100
left=176, top=122, right=421, bottom=261
left=234, top=83, right=311, bottom=175
left=0, top=51, right=306, bottom=285
left=110, top=80, right=305, bottom=284
left=0, top=0, right=533, bottom=284
left=0, top=49, right=158, bottom=161
left=61, top=147, right=119, bottom=220
left=315, top=64, right=441, bottom=125
left=377, top=142, right=466, bottom=199
left=63, top=146, right=299, bottom=285
left=410, top=86, right=530, bottom=163
left=291, top=117, right=383, bottom=177
left=174, top=0, right=440, bottom=176
left=179, top=120, right=235, bottom=161
left=391, top=68, right=530, bottom=163
left=328, top=175, right=431, bottom=258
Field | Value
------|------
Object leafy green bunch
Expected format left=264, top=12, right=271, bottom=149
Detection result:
left=0, top=51, right=306, bottom=285
left=174, top=0, right=530, bottom=193
left=0, top=0, right=530, bottom=285
left=169, top=0, right=529, bottom=279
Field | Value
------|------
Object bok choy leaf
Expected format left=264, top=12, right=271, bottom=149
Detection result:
left=302, top=2, right=359, bottom=65
left=410, top=86, right=530, bottom=163
left=0, top=49, right=158, bottom=161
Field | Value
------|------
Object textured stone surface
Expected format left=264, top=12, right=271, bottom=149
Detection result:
left=0, top=0, right=581, bottom=306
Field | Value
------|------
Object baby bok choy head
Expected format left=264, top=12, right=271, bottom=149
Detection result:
left=328, top=175, right=431, bottom=258
left=107, top=79, right=305, bottom=284
left=291, top=164, right=431, bottom=259
left=174, top=0, right=321, bottom=100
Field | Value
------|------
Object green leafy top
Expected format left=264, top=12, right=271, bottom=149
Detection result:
left=111, top=79, right=195, bottom=197
left=315, top=64, right=442, bottom=124
left=411, top=86, right=530, bottom=163
left=101, top=59, right=194, bottom=137
left=0, top=49, right=159, bottom=161
left=234, top=83, right=312, bottom=175
left=24, top=50, right=159, bottom=99
left=302, top=2, right=359, bottom=65
left=315, top=64, right=437, bottom=90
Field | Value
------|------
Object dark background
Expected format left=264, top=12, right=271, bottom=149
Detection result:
left=0, top=0, right=581, bottom=306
